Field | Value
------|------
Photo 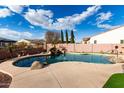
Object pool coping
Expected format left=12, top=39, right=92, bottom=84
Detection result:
left=12, top=52, right=116, bottom=68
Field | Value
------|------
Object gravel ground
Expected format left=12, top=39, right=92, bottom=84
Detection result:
left=0, top=72, right=12, bottom=88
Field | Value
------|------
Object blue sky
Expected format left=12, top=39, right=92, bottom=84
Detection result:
left=0, top=5, right=124, bottom=42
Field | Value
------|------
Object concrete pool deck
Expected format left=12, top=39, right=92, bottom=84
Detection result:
left=0, top=56, right=124, bottom=88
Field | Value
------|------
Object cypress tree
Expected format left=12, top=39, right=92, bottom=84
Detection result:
left=65, top=30, right=68, bottom=44
left=70, top=30, right=75, bottom=43
left=61, top=30, right=64, bottom=43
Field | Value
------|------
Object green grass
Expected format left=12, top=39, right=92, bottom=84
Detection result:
left=103, top=73, right=124, bottom=88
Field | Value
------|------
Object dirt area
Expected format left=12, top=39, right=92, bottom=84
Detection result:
left=0, top=72, right=12, bottom=88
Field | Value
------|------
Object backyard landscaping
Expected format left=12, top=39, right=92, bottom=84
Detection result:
left=0, top=72, right=12, bottom=88
left=103, top=73, right=124, bottom=88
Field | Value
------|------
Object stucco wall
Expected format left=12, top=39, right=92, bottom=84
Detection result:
left=90, top=26, right=124, bottom=44
left=47, top=44, right=124, bottom=53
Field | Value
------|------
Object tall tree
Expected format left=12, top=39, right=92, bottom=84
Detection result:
left=70, top=30, right=75, bottom=43
left=65, top=30, right=69, bottom=44
left=61, top=30, right=64, bottom=43
left=45, top=31, right=60, bottom=45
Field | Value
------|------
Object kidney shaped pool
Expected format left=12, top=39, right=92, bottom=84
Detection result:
left=13, top=53, right=112, bottom=67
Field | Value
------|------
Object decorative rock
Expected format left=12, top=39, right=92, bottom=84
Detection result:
left=108, top=56, right=116, bottom=63
left=0, top=72, right=12, bottom=88
left=117, top=57, right=124, bottom=63
left=108, top=56, right=124, bottom=63
left=43, top=62, right=48, bottom=65
left=31, top=61, right=44, bottom=70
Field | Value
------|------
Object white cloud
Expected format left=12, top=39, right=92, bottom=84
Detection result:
left=0, top=28, right=32, bottom=40
left=24, top=6, right=101, bottom=30
left=6, top=5, right=25, bottom=14
left=29, top=25, right=34, bottom=29
left=24, top=9, right=53, bottom=29
left=0, top=8, right=12, bottom=18
left=18, top=21, right=22, bottom=26
left=96, top=11, right=120, bottom=29
left=53, top=6, right=101, bottom=30
left=96, top=12, right=112, bottom=24
left=97, top=24, right=119, bottom=29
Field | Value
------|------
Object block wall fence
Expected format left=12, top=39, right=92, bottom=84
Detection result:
left=47, top=44, right=124, bottom=53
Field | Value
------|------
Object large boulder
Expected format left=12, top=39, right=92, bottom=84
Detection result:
left=30, top=61, right=44, bottom=70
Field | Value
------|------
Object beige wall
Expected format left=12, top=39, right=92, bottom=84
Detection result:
left=47, top=44, right=124, bottom=53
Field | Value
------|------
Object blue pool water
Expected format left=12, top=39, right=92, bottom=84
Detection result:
left=14, top=53, right=112, bottom=67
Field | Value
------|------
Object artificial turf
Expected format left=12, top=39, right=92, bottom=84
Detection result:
left=103, top=73, right=124, bottom=88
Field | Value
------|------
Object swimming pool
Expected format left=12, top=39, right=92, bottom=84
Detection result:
left=13, top=53, right=112, bottom=67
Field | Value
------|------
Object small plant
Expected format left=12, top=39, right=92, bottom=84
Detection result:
left=100, top=50, right=104, bottom=54
left=115, top=45, right=119, bottom=58
left=115, top=45, right=118, bottom=49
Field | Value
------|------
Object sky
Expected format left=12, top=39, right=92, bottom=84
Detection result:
left=0, top=5, right=124, bottom=42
